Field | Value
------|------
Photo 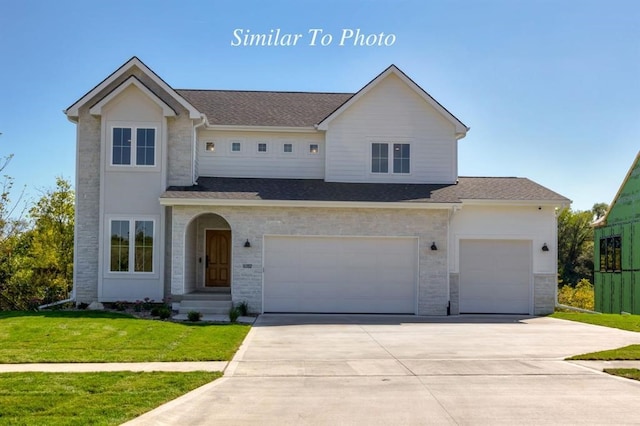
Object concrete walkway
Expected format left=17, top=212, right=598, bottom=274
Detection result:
left=122, top=314, right=640, bottom=425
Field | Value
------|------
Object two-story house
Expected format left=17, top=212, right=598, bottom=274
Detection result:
left=65, top=57, right=569, bottom=316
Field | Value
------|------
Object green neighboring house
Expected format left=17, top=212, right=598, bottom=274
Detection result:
left=594, top=152, right=640, bottom=313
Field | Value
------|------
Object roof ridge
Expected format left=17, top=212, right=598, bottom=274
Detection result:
left=175, top=89, right=354, bottom=95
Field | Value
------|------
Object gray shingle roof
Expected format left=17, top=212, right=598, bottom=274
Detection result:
left=176, top=90, right=353, bottom=127
left=162, top=177, right=570, bottom=204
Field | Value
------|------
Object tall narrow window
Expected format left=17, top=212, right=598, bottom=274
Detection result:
left=134, top=221, right=154, bottom=272
left=136, top=128, right=155, bottom=166
left=371, top=143, right=388, bottom=173
left=112, top=128, right=132, bottom=165
left=601, top=235, right=623, bottom=272
left=110, top=220, right=130, bottom=272
left=393, top=143, right=410, bottom=174
left=613, top=236, right=622, bottom=271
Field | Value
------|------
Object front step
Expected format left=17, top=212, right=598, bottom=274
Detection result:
left=179, top=293, right=232, bottom=315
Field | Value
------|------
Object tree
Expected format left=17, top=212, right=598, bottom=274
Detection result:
left=0, top=177, right=74, bottom=309
left=556, top=203, right=608, bottom=286
left=592, top=202, right=609, bottom=221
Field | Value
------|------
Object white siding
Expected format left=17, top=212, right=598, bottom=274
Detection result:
left=449, top=205, right=558, bottom=275
left=325, top=73, right=457, bottom=184
left=197, top=130, right=324, bottom=179
left=99, top=85, right=166, bottom=302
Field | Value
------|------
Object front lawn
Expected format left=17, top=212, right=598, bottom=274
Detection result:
left=551, top=311, right=640, bottom=333
left=0, top=371, right=218, bottom=425
left=0, top=311, right=250, bottom=363
left=604, top=368, right=640, bottom=382
left=552, top=311, right=640, bottom=381
left=567, top=345, right=640, bottom=361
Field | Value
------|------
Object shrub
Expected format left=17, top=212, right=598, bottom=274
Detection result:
left=187, top=311, right=202, bottom=322
left=558, top=279, right=594, bottom=310
left=113, top=301, right=127, bottom=311
left=158, top=307, right=172, bottom=319
left=229, top=307, right=240, bottom=323
left=236, top=301, right=249, bottom=316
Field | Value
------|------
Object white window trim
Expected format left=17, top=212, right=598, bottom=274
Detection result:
left=107, top=217, right=157, bottom=276
left=369, top=141, right=412, bottom=175
left=230, top=141, right=242, bottom=154
left=110, top=125, right=158, bottom=168
left=308, top=143, right=320, bottom=155
left=257, top=142, right=269, bottom=153
left=282, top=142, right=294, bottom=154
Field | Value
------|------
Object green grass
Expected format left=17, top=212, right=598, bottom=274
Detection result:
left=567, top=345, right=640, bottom=360
left=551, top=311, right=640, bottom=361
left=0, top=371, right=219, bottom=425
left=551, top=311, right=640, bottom=333
left=0, top=311, right=250, bottom=363
left=604, top=368, right=640, bottom=382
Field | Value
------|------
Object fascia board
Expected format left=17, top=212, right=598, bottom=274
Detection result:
left=89, top=76, right=176, bottom=117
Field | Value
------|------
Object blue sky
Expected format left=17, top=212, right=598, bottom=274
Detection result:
left=0, top=0, right=638, bottom=214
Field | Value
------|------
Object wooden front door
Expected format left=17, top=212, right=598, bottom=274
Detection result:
left=205, top=230, right=231, bottom=287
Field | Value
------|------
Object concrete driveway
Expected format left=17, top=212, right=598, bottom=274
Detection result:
left=128, top=315, right=640, bottom=425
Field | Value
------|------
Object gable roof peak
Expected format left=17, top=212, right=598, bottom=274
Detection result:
left=317, top=64, right=469, bottom=138
left=64, top=56, right=201, bottom=120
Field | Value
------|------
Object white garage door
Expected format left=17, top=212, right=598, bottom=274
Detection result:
left=263, top=236, right=417, bottom=314
left=459, top=240, right=532, bottom=314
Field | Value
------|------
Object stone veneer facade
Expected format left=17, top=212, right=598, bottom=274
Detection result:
left=169, top=205, right=450, bottom=315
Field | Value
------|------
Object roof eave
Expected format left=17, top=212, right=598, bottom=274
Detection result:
left=460, top=198, right=571, bottom=208
left=205, top=124, right=319, bottom=133
left=159, top=196, right=458, bottom=210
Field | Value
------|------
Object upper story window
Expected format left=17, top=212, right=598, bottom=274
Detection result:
left=393, top=144, right=410, bottom=173
left=371, top=142, right=410, bottom=174
left=309, top=144, right=319, bottom=154
left=283, top=143, right=293, bottom=153
left=600, top=235, right=622, bottom=272
left=112, top=127, right=155, bottom=166
left=231, top=142, right=241, bottom=152
left=258, top=143, right=268, bottom=153
left=371, top=143, right=388, bottom=173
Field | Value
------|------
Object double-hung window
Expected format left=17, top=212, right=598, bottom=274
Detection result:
left=112, top=127, right=156, bottom=166
left=109, top=219, right=154, bottom=273
left=371, top=143, right=410, bottom=174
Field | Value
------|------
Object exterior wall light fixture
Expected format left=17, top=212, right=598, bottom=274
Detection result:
left=244, top=239, right=251, bottom=248
left=431, top=242, right=438, bottom=251
left=542, top=243, right=549, bottom=252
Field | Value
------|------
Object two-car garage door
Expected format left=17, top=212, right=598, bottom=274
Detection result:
left=459, top=239, right=532, bottom=314
left=263, top=236, right=417, bottom=314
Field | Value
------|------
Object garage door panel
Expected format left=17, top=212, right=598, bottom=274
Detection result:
left=264, top=236, right=417, bottom=313
left=460, top=240, right=531, bottom=314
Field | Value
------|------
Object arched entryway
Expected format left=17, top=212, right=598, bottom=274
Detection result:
left=184, top=213, right=232, bottom=294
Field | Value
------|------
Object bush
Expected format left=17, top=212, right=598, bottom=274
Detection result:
left=158, top=307, right=172, bottom=319
left=187, top=311, right=202, bottom=322
left=236, top=301, right=249, bottom=316
left=229, top=307, right=240, bottom=323
left=558, top=279, right=594, bottom=310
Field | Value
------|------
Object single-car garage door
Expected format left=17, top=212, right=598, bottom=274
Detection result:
left=263, top=236, right=417, bottom=313
left=459, top=239, right=532, bottom=314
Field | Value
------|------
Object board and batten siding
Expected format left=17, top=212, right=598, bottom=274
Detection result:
left=324, top=73, right=458, bottom=184
left=197, top=130, right=325, bottom=179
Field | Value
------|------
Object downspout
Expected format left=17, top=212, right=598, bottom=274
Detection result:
left=192, top=114, right=207, bottom=185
